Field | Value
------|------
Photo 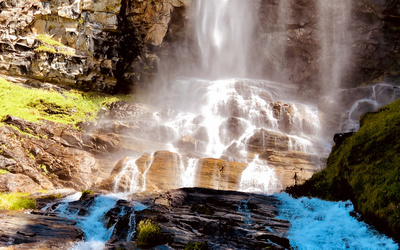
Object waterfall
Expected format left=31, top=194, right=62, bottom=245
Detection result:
left=42, top=0, right=400, bottom=248
left=317, top=0, right=353, bottom=95
left=194, top=0, right=256, bottom=78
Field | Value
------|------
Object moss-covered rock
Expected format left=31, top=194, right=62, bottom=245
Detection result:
left=287, top=98, right=400, bottom=241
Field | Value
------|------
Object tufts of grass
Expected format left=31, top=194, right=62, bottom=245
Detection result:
left=34, top=45, right=57, bottom=54
left=0, top=169, right=9, bottom=174
left=185, top=242, right=209, bottom=250
left=35, top=34, right=74, bottom=56
left=0, top=77, right=131, bottom=128
left=136, top=219, right=163, bottom=248
left=0, top=192, right=37, bottom=210
left=36, top=34, right=64, bottom=47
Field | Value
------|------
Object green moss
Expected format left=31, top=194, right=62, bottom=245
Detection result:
left=293, top=98, right=400, bottom=238
left=34, top=45, right=57, bottom=54
left=185, top=242, right=209, bottom=250
left=41, top=193, right=62, bottom=200
left=190, top=203, right=214, bottom=215
left=136, top=219, right=162, bottom=248
left=0, top=169, right=9, bottom=174
left=0, top=192, right=37, bottom=210
left=36, top=34, right=64, bottom=47
left=0, top=77, right=131, bottom=128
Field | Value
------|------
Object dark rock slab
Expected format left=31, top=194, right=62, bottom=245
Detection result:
left=105, top=187, right=291, bottom=249
left=0, top=210, right=83, bottom=249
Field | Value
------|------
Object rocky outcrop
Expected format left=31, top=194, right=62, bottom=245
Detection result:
left=0, top=210, right=83, bottom=249
left=0, top=115, right=139, bottom=192
left=105, top=188, right=291, bottom=249
left=0, top=0, right=191, bottom=92
left=286, top=98, right=400, bottom=242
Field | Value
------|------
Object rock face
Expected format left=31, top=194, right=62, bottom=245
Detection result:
left=0, top=0, right=398, bottom=93
left=105, top=188, right=291, bottom=249
left=99, top=99, right=325, bottom=194
left=0, top=115, right=139, bottom=192
left=286, top=98, right=400, bottom=242
left=0, top=0, right=191, bottom=92
left=254, top=0, right=400, bottom=91
left=0, top=210, right=83, bottom=249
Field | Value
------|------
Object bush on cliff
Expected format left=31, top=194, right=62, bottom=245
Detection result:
left=286, top=98, right=400, bottom=240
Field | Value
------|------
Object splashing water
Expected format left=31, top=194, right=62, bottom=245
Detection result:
left=276, top=193, right=398, bottom=249
left=48, top=193, right=146, bottom=250
left=238, top=156, right=280, bottom=195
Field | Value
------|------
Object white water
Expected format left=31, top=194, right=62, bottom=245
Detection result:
left=239, top=156, right=280, bottom=195
left=317, top=0, right=353, bottom=96
left=194, top=0, right=256, bottom=78
left=47, top=193, right=146, bottom=250
left=74, top=0, right=399, bottom=248
left=276, top=193, right=398, bottom=249
left=339, top=83, right=400, bottom=131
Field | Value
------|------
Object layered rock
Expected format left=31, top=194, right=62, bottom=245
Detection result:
left=105, top=188, right=291, bottom=249
left=0, top=115, right=139, bottom=192
left=0, top=210, right=83, bottom=249
left=0, top=0, right=192, bottom=92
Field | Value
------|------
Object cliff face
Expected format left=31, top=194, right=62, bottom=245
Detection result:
left=255, top=0, right=400, bottom=91
left=0, top=0, right=398, bottom=93
left=0, top=0, right=191, bottom=92
left=286, top=98, right=400, bottom=242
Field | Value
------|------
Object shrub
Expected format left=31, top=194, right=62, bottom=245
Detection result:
left=136, top=219, right=162, bottom=248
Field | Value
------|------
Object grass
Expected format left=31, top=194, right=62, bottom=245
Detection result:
left=136, top=219, right=163, bottom=248
left=36, top=34, right=64, bottom=47
left=0, top=169, right=9, bottom=174
left=0, top=77, right=130, bottom=128
left=0, top=193, right=37, bottom=210
left=288, top=98, right=400, bottom=239
left=35, top=34, right=75, bottom=56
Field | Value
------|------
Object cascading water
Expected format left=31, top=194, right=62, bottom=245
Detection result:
left=50, top=0, right=400, bottom=248
left=276, top=193, right=398, bottom=249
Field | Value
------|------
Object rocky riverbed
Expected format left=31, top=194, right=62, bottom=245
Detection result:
left=0, top=188, right=291, bottom=249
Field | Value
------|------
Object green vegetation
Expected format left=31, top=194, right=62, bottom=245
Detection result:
left=41, top=193, right=62, bottom=200
left=288, top=98, right=400, bottom=239
left=36, top=34, right=64, bottom=47
left=136, top=219, right=163, bottom=248
left=0, top=77, right=130, bottom=128
left=185, top=242, right=209, bottom=250
left=81, top=189, right=94, bottom=196
left=0, top=192, right=36, bottom=210
left=190, top=203, right=214, bottom=215
left=35, top=34, right=74, bottom=56
left=0, top=169, right=9, bottom=174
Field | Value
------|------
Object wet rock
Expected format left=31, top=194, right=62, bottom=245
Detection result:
left=246, top=129, right=290, bottom=152
left=173, top=135, right=196, bottom=152
left=106, top=188, right=291, bottom=249
left=0, top=210, right=83, bottom=249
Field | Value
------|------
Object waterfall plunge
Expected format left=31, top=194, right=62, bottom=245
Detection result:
left=194, top=0, right=256, bottom=78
